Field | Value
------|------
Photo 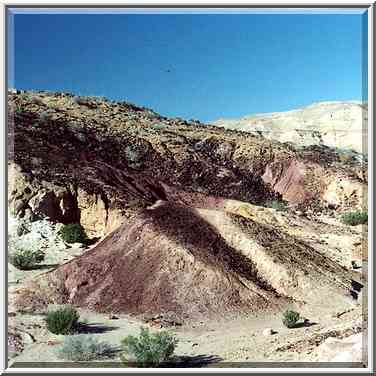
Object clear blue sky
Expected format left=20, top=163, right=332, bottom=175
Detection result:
left=8, top=10, right=367, bottom=122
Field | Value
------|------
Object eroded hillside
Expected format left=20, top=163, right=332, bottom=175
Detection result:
left=8, top=91, right=367, bottom=237
left=213, top=101, right=367, bottom=154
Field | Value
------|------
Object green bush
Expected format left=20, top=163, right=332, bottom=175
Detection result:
left=121, top=327, right=177, bottom=367
left=341, top=211, right=368, bottom=226
left=8, top=247, right=45, bottom=270
left=57, top=334, right=115, bottom=361
left=282, top=310, right=300, bottom=328
left=266, top=200, right=288, bottom=212
left=45, top=306, right=80, bottom=335
left=59, top=223, right=87, bottom=243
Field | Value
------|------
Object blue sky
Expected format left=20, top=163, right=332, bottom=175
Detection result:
left=8, top=10, right=367, bottom=122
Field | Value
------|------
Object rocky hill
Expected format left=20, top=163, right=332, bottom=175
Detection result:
left=8, top=91, right=367, bottom=237
left=8, top=90, right=366, bottom=316
left=213, top=101, right=367, bottom=154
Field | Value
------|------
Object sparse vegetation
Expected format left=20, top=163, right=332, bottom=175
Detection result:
left=265, top=200, right=288, bottom=212
left=8, top=247, right=45, bottom=270
left=14, top=105, right=23, bottom=114
left=20, top=93, right=31, bottom=101
left=282, top=310, right=300, bottom=328
left=124, top=146, right=142, bottom=163
left=341, top=210, right=368, bottom=226
left=57, top=334, right=115, bottom=361
left=45, top=306, right=80, bottom=335
left=121, top=327, right=178, bottom=367
left=59, top=223, right=87, bottom=243
left=151, top=122, right=169, bottom=130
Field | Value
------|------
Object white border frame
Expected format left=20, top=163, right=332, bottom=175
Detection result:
left=1, top=1, right=373, bottom=373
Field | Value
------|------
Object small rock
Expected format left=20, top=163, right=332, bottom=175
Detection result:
left=108, top=314, right=119, bottom=320
left=8, top=312, right=17, bottom=317
left=263, top=328, right=274, bottom=336
left=20, top=331, right=35, bottom=344
left=47, top=340, right=61, bottom=346
left=192, top=343, right=199, bottom=347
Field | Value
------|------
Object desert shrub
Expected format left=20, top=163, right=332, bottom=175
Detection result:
left=20, top=93, right=31, bottom=101
left=151, top=122, right=169, bottom=130
left=59, top=223, right=87, bottom=243
left=121, top=327, right=177, bottom=367
left=266, top=200, right=288, bottom=212
left=8, top=247, right=45, bottom=270
left=57, top=334, right=115, bottom=361
left=282, top=310, right=300, bottom=328
left=15, top=105, right=23, bottom=114
left=124, top=146, right=142, bottom=163
left=341, top=211, right=368, bottom=226
left=45, top=306, right=80, bottom=335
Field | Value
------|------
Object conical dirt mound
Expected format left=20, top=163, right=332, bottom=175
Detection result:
left=36, top=202, right=354, bottom=320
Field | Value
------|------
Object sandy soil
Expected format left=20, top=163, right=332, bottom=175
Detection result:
left=7, top=213, right=367, bottom=368
left=8, top=302, right=363, bottom=367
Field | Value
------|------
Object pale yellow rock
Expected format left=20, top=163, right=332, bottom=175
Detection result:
left=76, top=189, right=108, bottom=237
left=213, top=101, right=367, bottom=154
left=76, top=189, right=125, bottom=237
